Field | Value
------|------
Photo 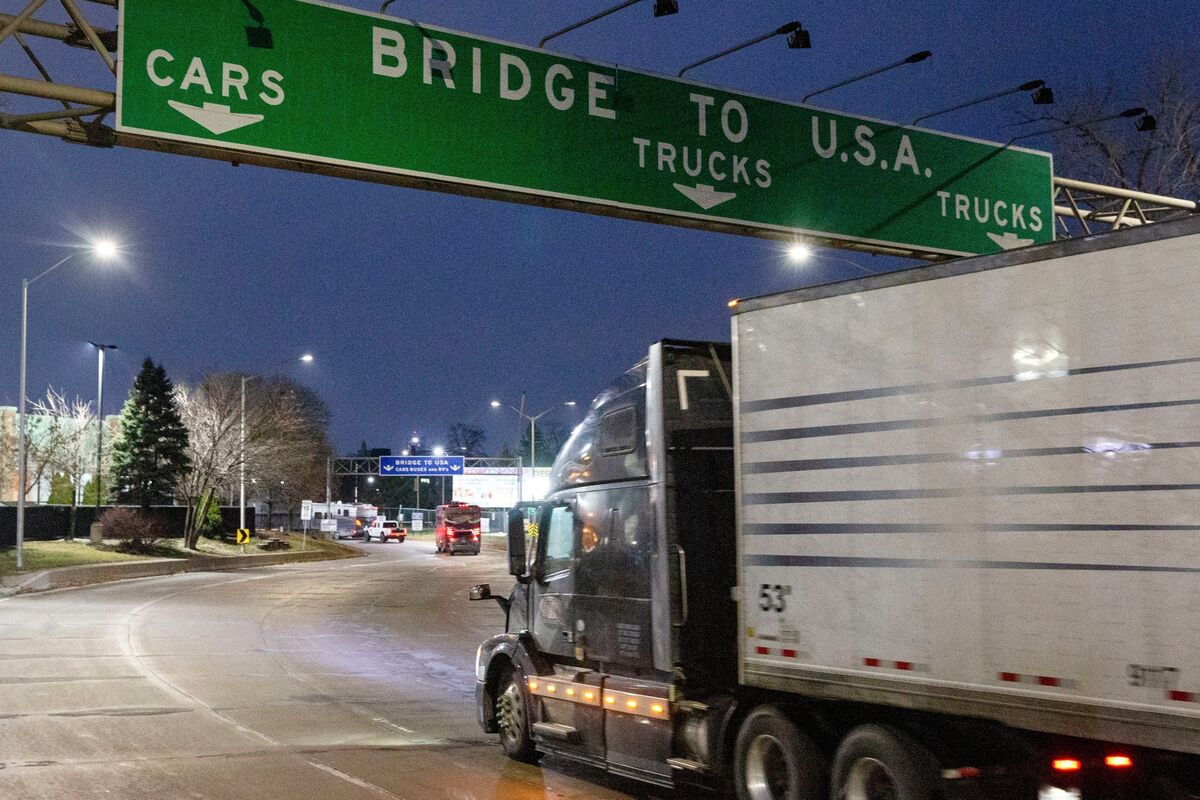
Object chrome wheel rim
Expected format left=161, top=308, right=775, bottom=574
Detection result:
left=745, top=733, right=792, bottom=800
left=844, top=757, right=897, bottom=800
left=496, top=680, right=525, bottom=749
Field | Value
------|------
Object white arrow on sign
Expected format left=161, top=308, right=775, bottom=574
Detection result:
left=673, top=183, right=738, bottom=211
left=987, top=231, right=1036, bottom=250
left=168, top=100, right=264, bottom=135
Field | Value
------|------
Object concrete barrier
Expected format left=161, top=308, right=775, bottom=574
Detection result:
left=0, top=545, right=360, bottom=596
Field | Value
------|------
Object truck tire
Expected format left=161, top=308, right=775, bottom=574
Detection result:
left=495, top=665, right=539, bottom=763
left=734, top=705, right=825, bottom=800
left=831, top=724, right=939, bottom=800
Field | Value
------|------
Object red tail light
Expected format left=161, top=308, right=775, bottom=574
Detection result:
left=1052, top=759, right=1082, bottom=773
left=1105, top=755, right=1133, bottom=769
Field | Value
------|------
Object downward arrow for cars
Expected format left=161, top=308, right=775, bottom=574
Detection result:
left=168, top=100, right=264, bottom=135
left=674, top=183, right=738, bottom=211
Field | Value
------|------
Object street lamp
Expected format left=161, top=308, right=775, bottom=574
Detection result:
left=16, top=238, right=119, bottom=570
left=86, top=341, right=117, bottom=536
left=240, top=352, right=314, bottom=532
left=490, top=395, right=577, bottom=475
left=677, top=21, right=809, bottom=78
left=802, top=50, right=931, bottom=104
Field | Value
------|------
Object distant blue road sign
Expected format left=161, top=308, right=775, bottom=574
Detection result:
left=379, top=456, right=465, bottom=477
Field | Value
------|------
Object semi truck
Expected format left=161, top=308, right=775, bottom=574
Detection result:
left=470, top=216, right=1200, bottom=799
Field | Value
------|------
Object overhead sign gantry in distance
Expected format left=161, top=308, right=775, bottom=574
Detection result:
left=116, top=0, right=1053, bottom=257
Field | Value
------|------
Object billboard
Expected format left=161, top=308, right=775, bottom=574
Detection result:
left=453, top=474, right=519, bottom=508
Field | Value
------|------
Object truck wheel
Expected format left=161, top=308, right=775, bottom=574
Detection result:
left=831, top=724, right=939, bottom=800
left=734, top=706, right=825, bottom=800
left=495, top=666, right=539, bottom=763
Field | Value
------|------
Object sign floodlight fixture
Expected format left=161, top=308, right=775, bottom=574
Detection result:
left=1008, top=106, right=1155, bottom=145
left=910, top=79, right=1054, bottom=126
left=540, top=0, right=678, bottom=49
left=802, top=50, right=932, bottom=104
left=677, top=21, right=809, bottom=78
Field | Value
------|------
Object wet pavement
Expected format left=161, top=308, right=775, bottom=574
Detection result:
left=0, top=537, right=673, bottom=800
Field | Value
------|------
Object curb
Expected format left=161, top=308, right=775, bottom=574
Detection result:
left=0, top=545, right=361, bottom=596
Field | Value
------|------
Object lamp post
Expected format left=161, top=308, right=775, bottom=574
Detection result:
left=16, top=239, right=118, bottom=570
left=801, top=50, right=931, bottom=104
left=490, top=396, right=577, bottom=496
left=86, top=341, right=117, bottom=537
left=433, top=446, right=446, bottom=504
left=677, top=21, right=809, bottom=78
left=240, top=353, right=313, bottom=533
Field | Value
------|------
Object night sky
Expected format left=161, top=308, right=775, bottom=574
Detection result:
left=1, top=0, right=1192, bottom=454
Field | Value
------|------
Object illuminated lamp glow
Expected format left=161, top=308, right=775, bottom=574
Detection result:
left=1052, top=759, right=1082, bottom=772
left=1104, top=755, right=1133, bottom=769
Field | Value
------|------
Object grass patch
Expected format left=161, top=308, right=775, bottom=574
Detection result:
left=0, top=540, right=152, bottom=579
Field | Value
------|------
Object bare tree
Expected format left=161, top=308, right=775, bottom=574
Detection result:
left=175, top=373, right=332, bottom=547
left=446, top=422, right=487, bottom=456
left=32, top=388, right=96, bottom=505
left=1025, top=56, right=1199, bottom=198
left=0, top=409, right=16, bottom=500
left=20, top=389, right=83, bottom=504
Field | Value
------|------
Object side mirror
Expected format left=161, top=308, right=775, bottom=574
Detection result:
left=468, top=583, right=492, bottom=601
left=507, top=510, right=528, bottom=577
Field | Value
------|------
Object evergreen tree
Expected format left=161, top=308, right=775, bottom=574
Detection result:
left=110, top=358, right=191, bottom=508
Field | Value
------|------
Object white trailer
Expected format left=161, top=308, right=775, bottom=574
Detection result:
left=735, top=215, right=1200, bottom=795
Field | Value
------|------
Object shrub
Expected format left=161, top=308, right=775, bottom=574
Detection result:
left=98, top=507, right=164, bottom=553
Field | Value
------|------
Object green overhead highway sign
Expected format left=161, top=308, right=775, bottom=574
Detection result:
left=116, top=0, right=1054, bottom=257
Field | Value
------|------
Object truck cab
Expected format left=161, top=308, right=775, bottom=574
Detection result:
left=471, top=340, right=736, bottom=788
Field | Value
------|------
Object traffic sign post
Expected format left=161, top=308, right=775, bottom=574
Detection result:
left=116, top=0, right=1053, bottom=257
left=379, top=455, right=465, bottom=477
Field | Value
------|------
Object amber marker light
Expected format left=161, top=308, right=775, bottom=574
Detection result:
left=528, top=681, right=539, bottom=691
left=546, top=684, right=557, bottom=693
left=584, top=691, right=596, bottom=701
left=604, top=696, right=616, bottom=705
left=651, top=703, right=666, bottom=714
left=566, top=688, right=576, bottom=697
left=727, top=298, right=739, bottom=308
left=625, top=699, right=638, bottom=710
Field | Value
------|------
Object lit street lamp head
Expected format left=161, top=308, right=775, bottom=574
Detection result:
left=787, top=242, right=813, bottom=264
left=92, top=239, right=119, bottom=260
left=300, top=353, right=314, bottom=363
left=490, top=400, right=502, bottom=408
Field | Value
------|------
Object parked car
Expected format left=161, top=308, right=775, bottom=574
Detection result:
left=364, top=519, right=407, bottom=543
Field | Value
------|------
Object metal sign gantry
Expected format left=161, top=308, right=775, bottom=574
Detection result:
left=0, top=0, right=1193, bottom=257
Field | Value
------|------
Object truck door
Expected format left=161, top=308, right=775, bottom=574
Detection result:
left=531, top=502, right=578, bottom=659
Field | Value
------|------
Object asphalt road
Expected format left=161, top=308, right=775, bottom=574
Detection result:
left=0, top=537, right=670, bottom=800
